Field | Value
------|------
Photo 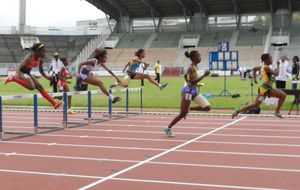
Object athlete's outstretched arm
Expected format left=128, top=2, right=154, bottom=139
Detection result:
left=122, top=62, right=130, bottom=73
left=100, top=62, right=121, bottom=83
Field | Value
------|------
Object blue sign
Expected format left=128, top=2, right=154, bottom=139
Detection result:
left=209, top=42, right=239, bottom=71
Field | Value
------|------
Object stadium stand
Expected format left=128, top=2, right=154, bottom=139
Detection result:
left=198, top=30, right=233, bottom=47
left=0, top=34, right=95, bottom=63
left=236, top=26, right=268, bottom=46
left=116, top=33, right=152, bottom=48
left=150, top=32, right=184, bottom=48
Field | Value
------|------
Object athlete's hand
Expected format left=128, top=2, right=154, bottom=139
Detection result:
left=204, top=70, right=210, bottom=77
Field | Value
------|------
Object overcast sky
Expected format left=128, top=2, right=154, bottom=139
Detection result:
left=0, top=0, right=105, bottom=27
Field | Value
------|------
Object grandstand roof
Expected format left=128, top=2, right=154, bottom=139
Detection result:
left=86, top=0, right=300, bottom=20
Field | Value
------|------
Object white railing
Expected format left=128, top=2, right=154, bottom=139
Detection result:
left=73, top=27, right=112, bottom=67
left=20, top=36, right=40, bottom=50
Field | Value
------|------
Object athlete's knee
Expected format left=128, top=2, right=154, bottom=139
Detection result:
left=145, top=74, right=151, bottom=79
left=179, top=111, right=188, bottom=118
left=97, top=81, right=104, bottom=87
left=35, top=84, right=43, bottom=91
left=282, top=92, right=287, bottom=99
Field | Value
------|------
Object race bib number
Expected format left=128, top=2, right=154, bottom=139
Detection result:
left=185, top=93, right=192, bottom=101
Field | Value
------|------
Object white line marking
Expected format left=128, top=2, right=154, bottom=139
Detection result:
left=47, top=143, right=56, bottom=146
left=2, top=140, right=300, bottom=157
left=0, top=168, right=285, bottom=190
left=38, top=133, right=186, bottom=142
left=3, top=117, right=300, bottom=130
left=78, top=116, right=247, bottom=190
left=71, top=126, right=300, bottom=133
left=35, top=132, right=300, bottom=144
left=6, top=125, right=300, bottom=136
left=0, top=169, right=100, bottom=179
left=112, top=177, right=286, bottom=190
left=4, top=152, right=16, bottom=156
left=212, top=134, right=300, bottom=139
left=1, top=152, right=300, bottom=172
left=197, top=140, right=300, bottom=147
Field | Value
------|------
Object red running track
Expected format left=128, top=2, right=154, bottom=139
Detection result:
left=0, top=111, right=300, bottom=190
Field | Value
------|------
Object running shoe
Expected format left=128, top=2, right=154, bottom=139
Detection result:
left=112, top=96, right=122, bottom=104
left=159, top=83, right=168, bottom=90
left=4, top=76, right=14, bottom=85
left=232, top=110, right=240, bottom=119
left=54, top=101, right=63, bottom=109
left=67, top=109, right=75, bottom=114
left=274, top=112, right=284, bottom=119
left=164, top=127, right=175, bottom=137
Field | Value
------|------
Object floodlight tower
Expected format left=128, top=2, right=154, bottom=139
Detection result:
left=19, top=0, right=26, bottom=34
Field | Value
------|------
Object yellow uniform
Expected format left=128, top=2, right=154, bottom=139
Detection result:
left=258, top=65, right=273, bottom=97
left=154, top=62, right=160, bottom=74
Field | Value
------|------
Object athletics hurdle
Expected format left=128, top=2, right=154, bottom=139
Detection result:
left=103, top=87, right=143, bottom=120
left=0, top=87, right=143, bottom=140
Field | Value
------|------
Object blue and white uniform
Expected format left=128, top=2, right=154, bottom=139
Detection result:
left=182, top=65, right=210, bottom=108
left=79, top=58, right=98, bottom=80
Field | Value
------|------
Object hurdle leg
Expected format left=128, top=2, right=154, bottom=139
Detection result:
left=0, top=97, right=3, bottom=141
left=33, top=94, right=38, bottom=134
left=88, top=91, right=92, bottom=125
left=140, top=87, right=143, bottom=114
left=63, top=92, right=68, bottom=128
left=126, top=88, right=129, bottom=117
left=108, top=89, right=112, bottom=120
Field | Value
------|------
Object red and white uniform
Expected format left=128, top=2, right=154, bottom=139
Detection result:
left=57, top=66, right=69, bottom=91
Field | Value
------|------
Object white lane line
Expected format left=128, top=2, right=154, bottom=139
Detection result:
left=0, top=169, right=100, bottom=179
left=69, top=127, right=300, bottom=133
left=212, top=134, right=300, bottom=139
left=1, top=141, right=166, bottom=151
left=0, top=168, right=285, bottom=190
left=38, top=133, right=187, bottom=142
left=112, top=177, right=286, bottom=190
left=197, top=140, right=300, bottom=147
left=2, top=140, right=300, bottom=157
left=3, top=117, right=300, bottom=127
left=32, top=132, right=300, bottom=143
left=1, top=152, right=300, bottom=173
left=6, top=126, right=300, bottom=142
left=78, top=116, right=247, bottom=190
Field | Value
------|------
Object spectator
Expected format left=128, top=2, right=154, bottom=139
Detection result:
left=291, top=56, right=300, bottom=90
left=154, top=60, right=161, bottom=83
left=276, top=55, right=289, bottom=89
